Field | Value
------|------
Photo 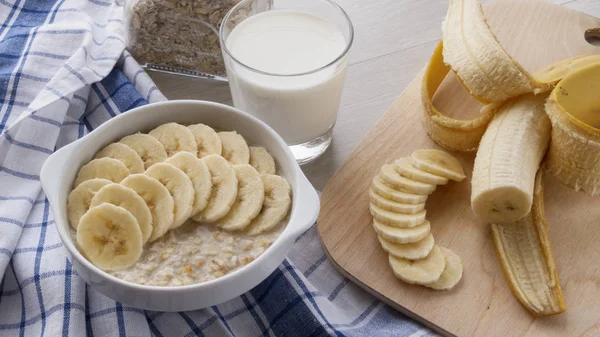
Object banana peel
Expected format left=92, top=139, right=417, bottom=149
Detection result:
left=491, top=171, right=565, bottom=316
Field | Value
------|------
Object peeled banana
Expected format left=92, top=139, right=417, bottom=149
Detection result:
left=471, top=94, right=551, bottom=224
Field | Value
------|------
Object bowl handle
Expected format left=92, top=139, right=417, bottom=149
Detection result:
left=40, top=141, right=78, bottom=206
left=285, top=169, right=320, bottom=240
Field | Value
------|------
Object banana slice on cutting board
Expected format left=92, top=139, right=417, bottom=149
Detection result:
left=249, top=146, right=276, bottom=175
left=371, top=175, right=428, bottom=205
left=389, top=245, right=446, bottom=285
left=424, top=247, right=464, bottom=291
left=145, top=163, right=195, bottom=229
left=121, top=174, right=175, bottom=242
left=246, top=174, right=292, bottom=235
left=74, top=157, right=129, bottom=187
left=471, top=94, right=551, bottom=224
left=90, top=183, right=153, bottom=244
left=219, top=131, right=250, bottom=165
left=373, top=219, right=431, bottom=244
left=94, top=142, right=145, bottom=174
left=379, top=233, right=435, bottom=260
left=165, top=152, right=212, bottom=215
left=149, top=122, right=197, bottom=157
left=216, top=165, right=265, bottom=231
left=192, top=154, right=238, bottom=223
left=67, top=178, right=112, bottom=230
left=119, top=133, right=168, bottom=169
left=369, top=204, right=426, bottom=228
left=411, top=149, right=466, bottom=182
left=394, top=157, right=449, bottom=185
left=369, top=189, right=425, bottom=214
left=76, top=203, right=143, bottom=271
left=188, top=123, right=222, bottom=158
left=380, top=164, right=436, bottom=195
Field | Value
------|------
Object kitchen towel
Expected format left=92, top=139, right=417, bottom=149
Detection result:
left=0, top=0, right=436, bottom=336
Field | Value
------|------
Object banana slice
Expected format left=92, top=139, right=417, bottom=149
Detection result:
left=425, top=247, right=463, bottom=291
left=94, top=142, right=145, bottom=174
left=188, top=123, right=222, bottom=158
left=76, top=203, right=143, bottom=271
left=145, top=163, right=195, bottom=229
left=215, top=165, right=265, bottom=231
left=121, top=174, right=175, bottom=242
left=369, top=204, right=426, bottom=228
left=371, top=175, right=428, bottom=204
left=67, top=178, right=112, bottom=230
left=90, top=184, right=153, bottom=244
left=119, top=133, right=168, bottom=169
left=218, top=131, right=250, bottom=165
left=246, top=174, right=292, bottom=235
left=380, top=164, right=436, bottom=195
left=378, top=233, right=435, bottom=260
left=388, top=245, right=446, bottom=285
left=149, top=122, right=197, bottom=157
left=471, top=94, right=551, bottom=224
left=192, top=154, right=238, bottom=223
left=74, top=157, right=129, bottom=187
left=373, top=219, right=431, bottom=244
left=165, top=152, right=212, bottom=215
left=395, top=157, right=449, bottom=185
left=410, top=149, right=466, bottom=182
left=369, top=189, right=425, bottom=214
left=249, top=146, right=276, bottom=175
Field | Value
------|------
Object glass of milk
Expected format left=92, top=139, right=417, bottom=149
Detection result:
left=220, top=0, right=353, bottom=164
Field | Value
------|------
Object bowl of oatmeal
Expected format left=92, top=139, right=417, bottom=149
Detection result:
left=40, top=100, right=320, bottom=311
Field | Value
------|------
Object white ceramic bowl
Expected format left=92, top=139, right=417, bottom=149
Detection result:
left=40, top=100, right=320, bottom=311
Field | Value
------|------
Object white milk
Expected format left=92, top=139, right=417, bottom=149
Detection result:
left=225, top=10, right=348, bottom=145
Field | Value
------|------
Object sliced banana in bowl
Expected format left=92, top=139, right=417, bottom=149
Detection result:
left=215, top=165, right=265, bottom=231
left=165, top=152, right=212, bottom=215
left=192, top=154, right=239, bottom=223
left=219, top=131, right=250, bottom=165
left=74, top=157, right=130, bottom=187
left=90, top=183, right=153, bottom=244
left=149, top=122, right=197, bottom=157
left=76, top=203, right=143, bottom=271
left=145, top=163, right=195, bottom=229
left=121, top=174, right=175, bottom=242
left=67, top=178, right=112, bottom=230
left=119, top=133, right=168, bottom=170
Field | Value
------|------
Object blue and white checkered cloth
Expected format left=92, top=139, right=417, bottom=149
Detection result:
left=0, top=0, right=437, bottom=336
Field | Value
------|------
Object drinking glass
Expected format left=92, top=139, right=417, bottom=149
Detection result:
left=220, top=0, right=354, bottom=164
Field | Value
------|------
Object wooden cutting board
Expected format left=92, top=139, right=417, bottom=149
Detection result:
left=317, top=1, right=600, bottom=336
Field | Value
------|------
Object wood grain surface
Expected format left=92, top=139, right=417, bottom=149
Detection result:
left=317, top=1, right=600, bottom=336
left=151, top=0, right=600, bottom=191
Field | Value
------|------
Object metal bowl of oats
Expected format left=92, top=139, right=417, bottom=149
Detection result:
left=40, top=100, right=320, bottom=311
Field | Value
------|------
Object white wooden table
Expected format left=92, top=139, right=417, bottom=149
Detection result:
left=149, top=0, right=600, bottom=191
